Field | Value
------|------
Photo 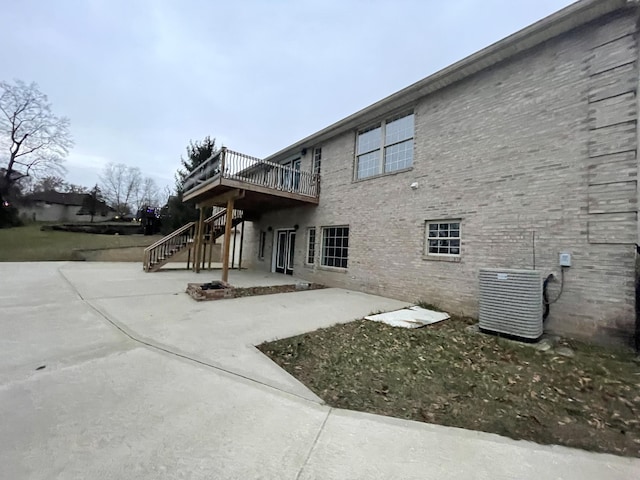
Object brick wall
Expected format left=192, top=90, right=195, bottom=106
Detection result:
left=253, top=10, right=639, bottom=345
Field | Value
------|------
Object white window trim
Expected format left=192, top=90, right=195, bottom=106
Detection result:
left=313, top=148, right=322, bottom=176
left=355, top=112, right=415, bottom=181
left=306, top=227, right=316, bottom=265
left=424, top=220, right=461, bottom=257
left=320, top=225, right=349, bottom=270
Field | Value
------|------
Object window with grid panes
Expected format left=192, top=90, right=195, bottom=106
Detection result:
left=321, top=226, right=349, bottom=268
left=307, top=227, right=316, bottom=264
left=425, top=221, right=460, bottom=256
left=356, top=113, right=414, bottom=180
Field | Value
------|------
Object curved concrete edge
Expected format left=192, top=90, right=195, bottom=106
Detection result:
left=85, top=298, right=326, bottom=404
left=0, top=345, right=332, bottom=480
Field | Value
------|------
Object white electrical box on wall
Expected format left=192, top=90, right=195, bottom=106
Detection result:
left=559, top=252, right=571, bottom=267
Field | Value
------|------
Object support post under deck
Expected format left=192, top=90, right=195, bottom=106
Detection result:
left=194, top=207, right=206, bottom=273
left=221, top=198, right=234, bottom=283
left=238, top=220, right=245, bottom=270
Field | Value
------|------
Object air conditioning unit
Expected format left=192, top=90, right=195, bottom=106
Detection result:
left=478, top=268, right=543, bottom=341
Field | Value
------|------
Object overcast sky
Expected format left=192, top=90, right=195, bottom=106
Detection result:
left=2, top=0, right=575, bottom=191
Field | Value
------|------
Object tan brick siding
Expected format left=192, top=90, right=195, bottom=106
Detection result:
left=252, top=11, right=639, bottom=344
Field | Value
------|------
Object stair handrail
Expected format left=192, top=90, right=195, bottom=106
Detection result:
left=143, top=221, right=197, bottom=272
left=143, top=209, right=245, bottom=272
left=204, top=207, right=243, bottom=225
left=204, top=208, right=226, bottom=224
left=144, top=221, right=196, bottom=252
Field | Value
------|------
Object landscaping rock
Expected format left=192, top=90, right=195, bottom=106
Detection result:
left=186, top=281, right=233, bottom=301
left=465, top=324, right=481, bottom=334
left=535, top=339, right=553, bottom=352
left=186, top=282, right=325, bottom=301
left=555, top=346, right=575, bottom=358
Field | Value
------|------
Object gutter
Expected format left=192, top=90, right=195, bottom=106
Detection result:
left=264, top=0, right=633, bottom=162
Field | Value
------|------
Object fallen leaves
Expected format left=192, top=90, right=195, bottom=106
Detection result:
left=259, top=317, right=640, bottom=458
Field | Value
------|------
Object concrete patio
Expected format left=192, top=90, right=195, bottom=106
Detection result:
left=1, top=262, right=638, bottom=479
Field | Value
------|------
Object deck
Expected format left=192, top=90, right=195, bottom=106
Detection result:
left=182, top=148, right=319, bottom=215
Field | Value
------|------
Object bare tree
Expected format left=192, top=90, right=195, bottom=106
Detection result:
left=161, top=184, right=172, bottom=206
left=62, top=182, right=88, bottom=194
left=99, top=162, right=141, bottom=216
left=30, top=175, right=65, bottom=192
left=23, top=175, right=88, bottom=195
left=134, top=176, right=160, bottom=214
left=0, top=80, right=72, bottom=205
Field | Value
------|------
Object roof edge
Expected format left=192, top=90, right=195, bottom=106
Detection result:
left=265, top=0, right=633, bottom=162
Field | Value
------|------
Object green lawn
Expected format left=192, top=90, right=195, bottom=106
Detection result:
left=259, top=317, right=640, bottom=457
left=0, top=224, right=160, bottom=261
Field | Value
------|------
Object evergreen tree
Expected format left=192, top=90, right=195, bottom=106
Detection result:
left=175, top=136, right=217, bottom=190
left=161, top=136, right=217, bottom=233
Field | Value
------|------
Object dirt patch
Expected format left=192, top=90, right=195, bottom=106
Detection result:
left=186, top=282, right=325, bottom=301
left=259, top=316, right=640, bottom=457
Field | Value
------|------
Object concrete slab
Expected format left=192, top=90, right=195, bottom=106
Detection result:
left=0, top=262, right=79, bottom=307
left=2, top=262, right=640, bottom=479
left=89, top=287, right=408, bottom=400
left=0, top=347, right=328, bottom=480
left=365, top=306, right=449, bottom=328
left=0, top=300, right=127, bottom=384
left=298, top=409, right=640, bottom=480
left=58, top=262, right=305, bottom=299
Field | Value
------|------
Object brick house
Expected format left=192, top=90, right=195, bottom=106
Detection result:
left=173, top=0, right=638, bottom=344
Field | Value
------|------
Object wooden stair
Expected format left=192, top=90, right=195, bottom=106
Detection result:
left=204, top=207, right=244, bottom=244
left=143, top=208, right=243, bottom=272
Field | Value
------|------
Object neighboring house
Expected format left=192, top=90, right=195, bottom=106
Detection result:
left=20, top=191, right=112, bottom=223
left=180, top=0, right=639, bottom=345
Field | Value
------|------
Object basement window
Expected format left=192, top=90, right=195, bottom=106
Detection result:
left=425, top=220, right=461, bottom=256
left=321, top=226, right=349, bottom=268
